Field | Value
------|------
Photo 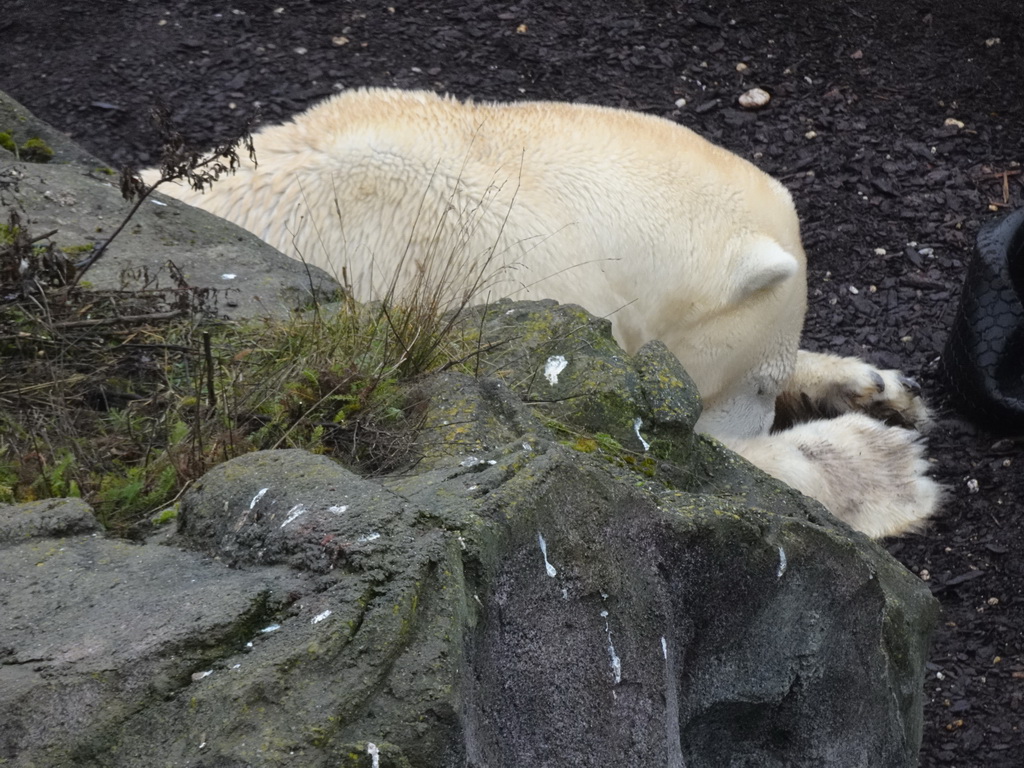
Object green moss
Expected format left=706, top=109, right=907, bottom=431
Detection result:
left=60, top=244, right=94, bottom=256
left=0, top=133, right=55, bottom=162
left=21, top=137, right=54, bottom=162
left=571, top=437, right=599, bottom=453
left=621, top=453, right=658, bottom=477
left=152, top=505, right=178, bottom=525
left=593, top=432, right=625, bottom=452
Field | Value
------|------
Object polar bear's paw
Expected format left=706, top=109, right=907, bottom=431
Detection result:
left=725, top=413, right=942, bottom=538
left=777, top=350, right=931, bottom=431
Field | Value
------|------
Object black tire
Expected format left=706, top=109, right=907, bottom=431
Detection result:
left=941, top=207, right=1024, bottom=430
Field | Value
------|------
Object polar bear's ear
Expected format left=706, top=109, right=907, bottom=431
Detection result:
left=728, top=237, right=800, bottom=305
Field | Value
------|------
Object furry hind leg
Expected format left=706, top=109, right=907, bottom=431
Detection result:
left=721, top=413, right=941, bottom=538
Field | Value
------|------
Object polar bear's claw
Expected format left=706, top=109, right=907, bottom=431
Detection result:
left=778, top=351, right=932, bottom=431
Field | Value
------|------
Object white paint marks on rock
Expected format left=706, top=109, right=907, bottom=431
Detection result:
left=633, top=417, right=650, bottom=452
left=328, top=505, right=349, bottom=515
left=367, top=742, right=380, bottom=768
left=461, top=456, right=495, bottom=468
left=537, top=532, right=558, bottom=577
left=357, top=532, right=380, bottom=543
left=600, top=609, right=622, bottom=685
left=221, top=273, right=237, bottom=280
left=280, top=504, right=307, bottom=528
left=661, top=634, right=686, bottom=768
left=250, top=487, right=269, bottom=509
left=544, top=355, right=568, bottom=385
left=777, top=546, right=788, bottom=578
left=311, top=609, right=332, bottom=624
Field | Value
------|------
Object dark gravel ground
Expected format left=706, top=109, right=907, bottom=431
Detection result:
left=4, top=0, right=1023, bottom=763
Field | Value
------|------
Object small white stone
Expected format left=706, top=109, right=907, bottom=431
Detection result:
left=674, top=97, right=687, bottom=108
left=735, top=62, right=749, bottom=72
left=738, top=87, right=770, bottom=109
left=294, top=46, right=308, bottom=55
left=944, top=117, right=965, bottom=129
left=804, top=130, right=817, bottom=140
left=873, top=247, right=887, bottom=256
left=332, top=35, right=350, bottom=46
left=985, top=37, right=1001, bottom=47
left=967, top=478, right=980, bottom=494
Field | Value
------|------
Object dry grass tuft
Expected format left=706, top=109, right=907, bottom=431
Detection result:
left=0, top=110, right=503, bottom=536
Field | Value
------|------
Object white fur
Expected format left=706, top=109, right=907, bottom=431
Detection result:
left=722, top=414, right=941, bottom=539
left=143, top=88, right=938, bottom=537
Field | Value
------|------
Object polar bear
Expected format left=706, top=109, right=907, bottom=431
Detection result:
left=143, top=88, right=939, bottom=538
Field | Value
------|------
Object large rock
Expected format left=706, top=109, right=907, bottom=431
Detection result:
left=0, top=90, right=340, bottom=319
left=0, top=336, right=937, bottom=767
left=0, top=92, right=938, bottom=767
left=0, top=498, right=308, bottom=764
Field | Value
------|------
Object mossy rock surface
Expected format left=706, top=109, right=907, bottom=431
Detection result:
left=0, top=362, right=937, bottom=767
left=0, top=92, right=100, bottom=165
left=0, top=89, right=341, bottom=319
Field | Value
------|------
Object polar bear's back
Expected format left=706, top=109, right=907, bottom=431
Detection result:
left=151, top=88, right=801, bottom=310
left=145, top=89, right=807, bottom=427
